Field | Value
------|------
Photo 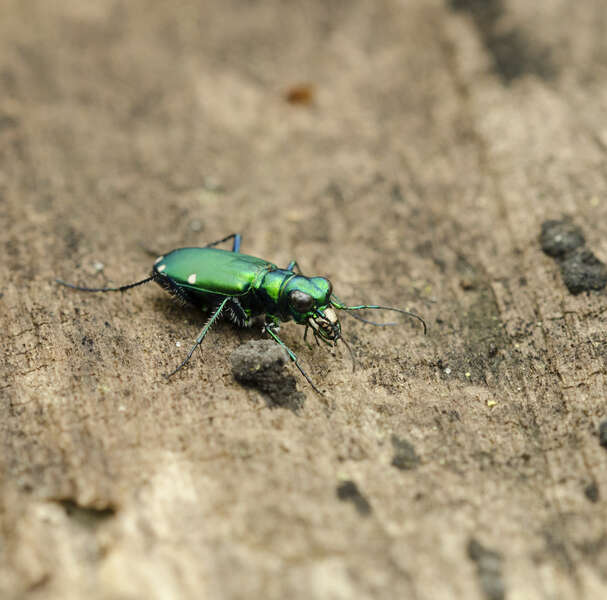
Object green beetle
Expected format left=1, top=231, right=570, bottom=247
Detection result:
left=57, top=234, right=426, bottom=393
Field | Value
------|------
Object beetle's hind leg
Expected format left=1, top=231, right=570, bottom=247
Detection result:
left=143, top=233, right=242, bottom=259
left=204, top=233, right=241, bottom=253
left=166, top=297, right=230, bottom=378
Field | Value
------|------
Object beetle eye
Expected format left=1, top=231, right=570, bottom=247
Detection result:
left=289, top=290, right=314, bottom=313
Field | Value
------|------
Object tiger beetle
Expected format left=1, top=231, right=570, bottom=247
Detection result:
left=57, top=234, right=426, bottom=394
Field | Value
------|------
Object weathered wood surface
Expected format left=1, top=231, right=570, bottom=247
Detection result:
left=2, top=1, right=607, bottom=598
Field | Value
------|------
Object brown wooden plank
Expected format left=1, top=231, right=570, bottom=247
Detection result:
left=2, top=1, right=607, bottom=598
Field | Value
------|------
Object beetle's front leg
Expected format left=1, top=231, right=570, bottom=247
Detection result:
left=303, top=324, right=322, bottom=350
left=303, top=324, right=314, bottom=350
left=264, top=319, right=322, bottom=395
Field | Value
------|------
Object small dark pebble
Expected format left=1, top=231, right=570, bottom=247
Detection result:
left=336, top=480, right=372, bottom=516
left=230, top=340, right=305, bottom=411
left=599, top=420, right=607, bottom=448
left=539, top=219, right=585, bottom=258
left=559, top=248, right=607, bottom=294
left=467, top=538, right=505, bottom=600
left=584, top=481, right=600, bottom=503
left=539, top=219, right=607, bottom=294
left=391, top=435, right=420, bottom=470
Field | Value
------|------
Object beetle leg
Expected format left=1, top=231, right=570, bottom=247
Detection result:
left=166, top=297, right=230, bottom=378
left=152, top=273, right=196, bottom=306
left=285, top=260, right=302, bottom=273
left=142, top=233, right=243, bottom=279
left=303, top=324, right=316, bottom=350
left=225, top=298, right=251, bottom=328
left=204, top=233, right=241, bottom=253
left=312, top=328, right=332, bottom=350
left=305, top=326, right=323, bottom=348
left=264, top=322, right=322, bottom=395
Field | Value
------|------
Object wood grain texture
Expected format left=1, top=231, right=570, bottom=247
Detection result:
left=2, top=1, right=607, bottom=598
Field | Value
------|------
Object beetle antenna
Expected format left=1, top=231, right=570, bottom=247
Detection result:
left=331, top=296, right=426, bottom=335
left=56, top=276, right=154, bottom=293
left=343, top=311, right=399, bottom=327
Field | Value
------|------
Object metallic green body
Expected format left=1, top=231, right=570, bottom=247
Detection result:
left=154, top=247, right=333, bottom=323
left=157, top=248, right=272, bottom=296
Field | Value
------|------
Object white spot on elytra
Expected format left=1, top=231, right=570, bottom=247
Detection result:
left=188, top=273, right=197, bottom=284
left=157, top=264, right=166, bottom=272
left=154, top=255, right=164, bottom=265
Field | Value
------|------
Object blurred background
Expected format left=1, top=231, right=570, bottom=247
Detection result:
left=2, top=1, right=607, bottom=599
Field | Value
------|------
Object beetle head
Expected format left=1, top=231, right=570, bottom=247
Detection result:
left=284, top=276, right=340, bottom=342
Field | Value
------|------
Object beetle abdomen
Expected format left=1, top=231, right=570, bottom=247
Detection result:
left=153, top=247, right=272, bottom=297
